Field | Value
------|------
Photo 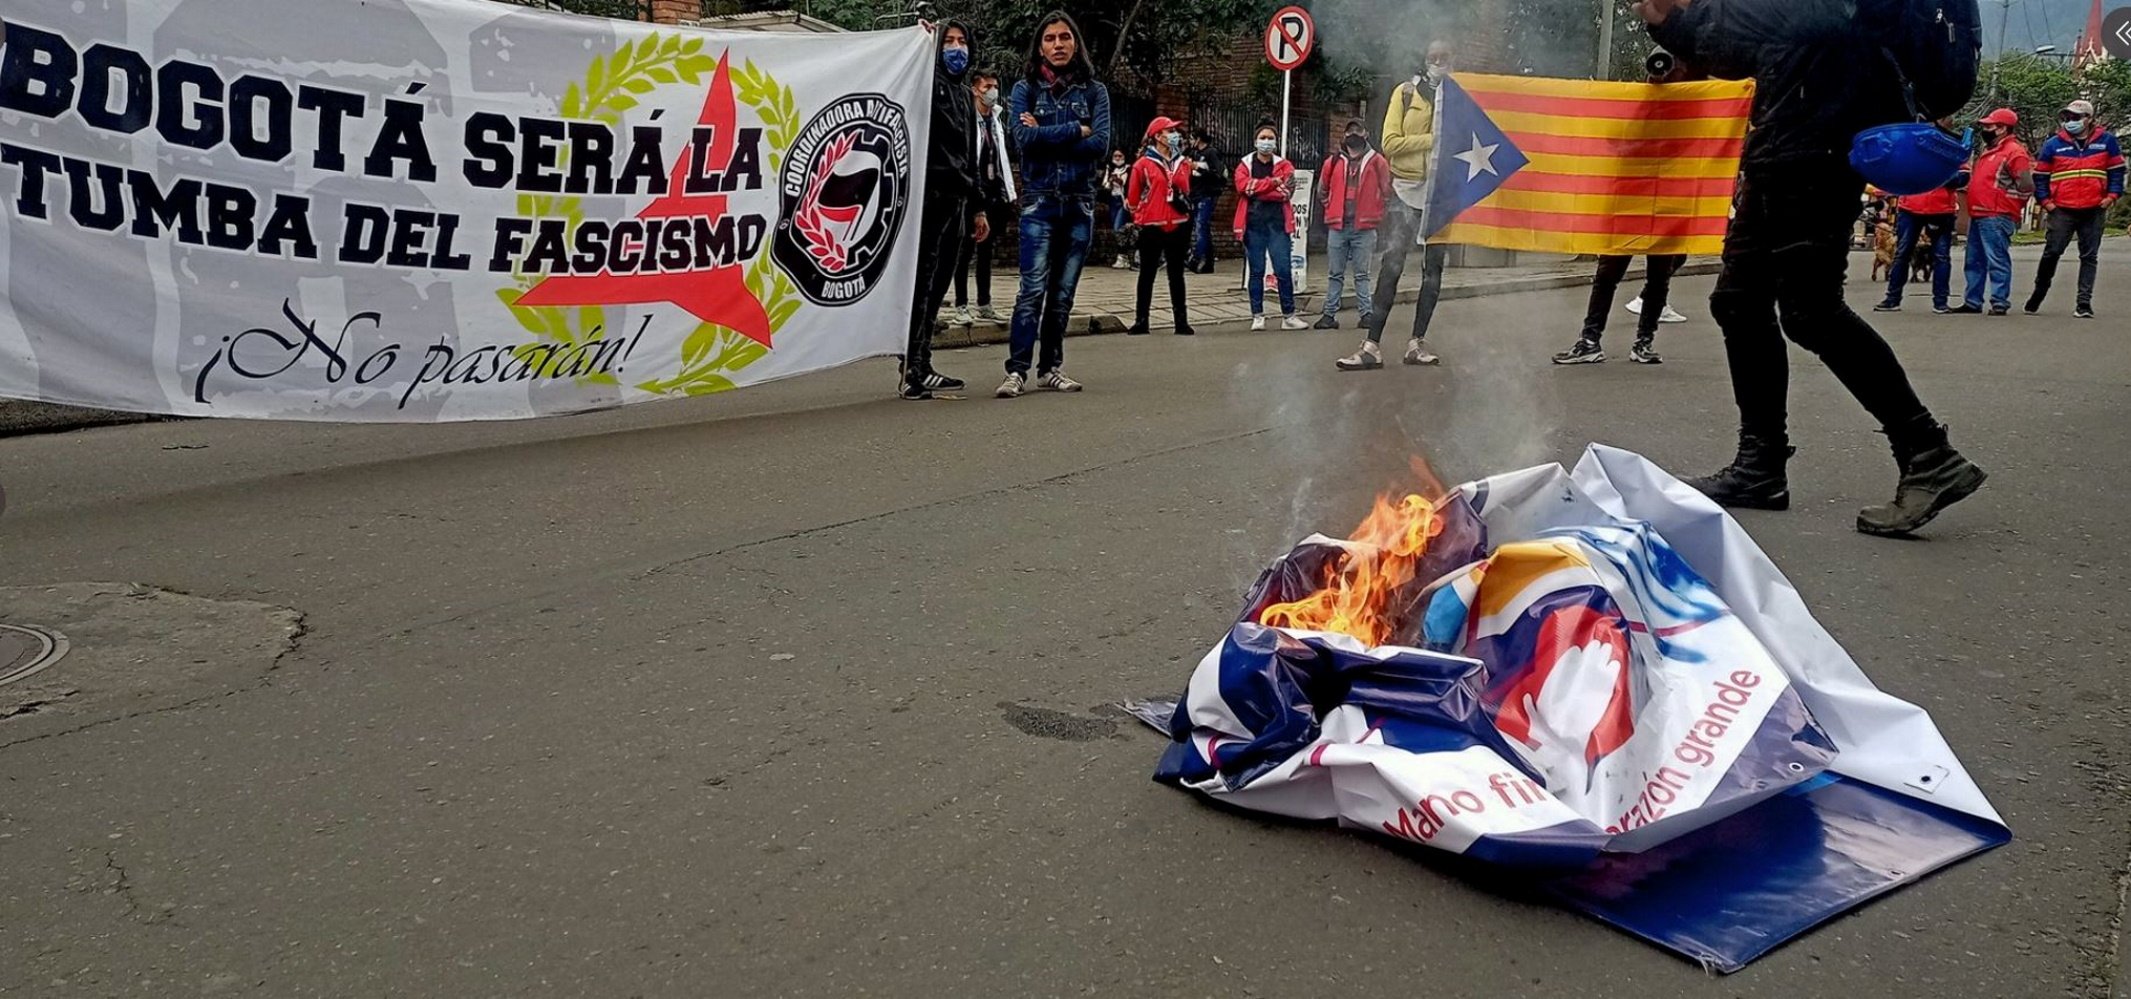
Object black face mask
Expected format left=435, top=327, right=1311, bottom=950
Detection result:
left=1344, top=138, right=1367, bottom=153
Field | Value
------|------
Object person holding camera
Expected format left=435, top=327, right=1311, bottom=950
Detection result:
left=1634, top=0, right=1986, bottom=537
left=1126, top=116, right=1197, bottom=336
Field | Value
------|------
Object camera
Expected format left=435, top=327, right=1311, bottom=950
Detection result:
left=1646, top=48, right=1675, bottom=79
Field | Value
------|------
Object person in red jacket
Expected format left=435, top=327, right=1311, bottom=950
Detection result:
left=1875, top=120, right=1968, bottom=315
left=1312, top=119, right=1392, bottom=330
left=1234, top=119, right=1307, bottom=330
left=1952, top=108, right=2033, bottom=316
left=1126, top=116, right=1196, bottom=336
left=2024, top=100, right=2125, bottom=319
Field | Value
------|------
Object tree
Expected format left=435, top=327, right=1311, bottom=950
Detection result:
left=810, top=0, right=1271, bottom=85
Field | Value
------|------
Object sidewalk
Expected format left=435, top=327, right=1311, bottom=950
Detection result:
left=934, top=250, right=1720, bottom=345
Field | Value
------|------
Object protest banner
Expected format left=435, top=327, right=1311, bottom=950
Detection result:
left=0, top=2, right=932, bottom=421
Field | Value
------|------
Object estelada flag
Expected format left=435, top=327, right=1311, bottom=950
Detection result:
left=1423, top=73, right=1755, bottom=257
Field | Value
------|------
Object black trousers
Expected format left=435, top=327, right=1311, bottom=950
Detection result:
left=953, top=202, right=997, bottom=308
left=1134, top=224, right=1190, bottom=329
left=1581, top=254, right=1684, bottom=341
left=1366, top=199, right=1447, bottom=344
left=2030, top=205, right=2106, bottom=309
left=903, top=183, right=966, bottom=380
left=1709, top=166, right=1940, bottom=453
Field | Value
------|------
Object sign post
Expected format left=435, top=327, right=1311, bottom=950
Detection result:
left=1263, top=5, right=1314, bottom=156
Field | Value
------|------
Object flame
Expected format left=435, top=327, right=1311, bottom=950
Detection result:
left=1259, top=491, right=1446, bottom=648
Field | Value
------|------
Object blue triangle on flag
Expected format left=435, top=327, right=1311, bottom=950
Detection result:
left=1423, top=76, right=1529, bottom=240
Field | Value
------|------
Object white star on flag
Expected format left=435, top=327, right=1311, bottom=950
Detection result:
left=1454, top=133, right=1501, bottom=182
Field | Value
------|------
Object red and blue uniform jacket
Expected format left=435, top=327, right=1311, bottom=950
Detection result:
left=2033, top=128, right=2126, bottom=210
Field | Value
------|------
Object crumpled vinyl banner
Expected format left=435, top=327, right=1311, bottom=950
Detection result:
left=1147, top=445, right=2008, bottom=972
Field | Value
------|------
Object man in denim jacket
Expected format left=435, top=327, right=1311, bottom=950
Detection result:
left=996, top=10, right=1110, bottom=399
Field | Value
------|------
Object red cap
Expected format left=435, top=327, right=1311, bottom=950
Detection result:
left=1979, top=108, right=2018, bottom=127
left=1144, top=116, right=1183, bottom=140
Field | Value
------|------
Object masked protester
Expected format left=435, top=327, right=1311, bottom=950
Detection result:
left=1125, top=117, right=1196, bottom=336
left=1337, top=39, right=1452, bottom=371
left=899, top=21, right=998, bottom=400
left=952, top=67, right=1011, bottom=327
left=1185, top=131, right=1221, bottom=272
left=998, top=10, right=1109, bottom=399
left=1635, top=0, right=1986, bottom=537
left=1234, top=119, right=1306, bottom=330
left=1950, top=107, right=2033, bottom=316
left=1313, top=119, right=1391, bottom=331
left=2024, top=100, right=2125, bottom=318
left=1873, top=117, right=1968, bottom=315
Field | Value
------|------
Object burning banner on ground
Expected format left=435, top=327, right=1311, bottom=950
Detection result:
left=1139, top=446, right=2008, bottom=972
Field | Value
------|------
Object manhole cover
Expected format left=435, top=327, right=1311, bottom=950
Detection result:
left=0, top=624, right=69, bottom=687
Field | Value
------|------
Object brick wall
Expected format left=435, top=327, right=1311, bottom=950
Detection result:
left=648, top=0, right=695, bottom=24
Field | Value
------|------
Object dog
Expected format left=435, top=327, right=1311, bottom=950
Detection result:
left=1870, top=221, right=1898, bottom=283
left=1909, top=235, right=1938, bottom=284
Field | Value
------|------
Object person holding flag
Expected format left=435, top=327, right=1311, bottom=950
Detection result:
left=1335, top=40, right=1453, bottom=371
left=1634, top=0, right=1986, bottom=537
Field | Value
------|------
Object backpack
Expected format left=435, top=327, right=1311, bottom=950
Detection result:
left=1871, top=0, right=1983, bottom=121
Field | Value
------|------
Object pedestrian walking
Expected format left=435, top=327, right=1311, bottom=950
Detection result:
left=1104, top=150, right=1134, bottom=269
left=2024, top=100, right=2124, bottom=319
left=1336, top=39, right=1453, bottom=371
left=1873, top=130, right=1966, bottom=315
left=1234, top=119, right=1307, bottom=331
left=1634, top=0, right=1986, bottom=537
left=1186, top=130, right=1221, bottom=272
left=899, top=20, right=995, bottom=400
left=1312, top=119, right=1390, bottom=331
left=1551, top=255, right=1685, bottom=365
left=997, top=10, right=1107, bottom=399
left=1951, top=108, right=2032, bottom=316
left=952, top=66, right=1011, bottom=328
left=1126, top=116, right=1196, bottom=336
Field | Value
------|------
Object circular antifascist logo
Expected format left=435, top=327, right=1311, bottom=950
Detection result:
left=772, top=93, right=913, bottom=307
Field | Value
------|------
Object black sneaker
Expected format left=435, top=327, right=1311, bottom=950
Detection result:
left=1552, top=337, right=1606, bottom=365
left=1684, top=435, right=1794, bottom=511
left=898, top=381, right=933, bottom=401
left=1857, top=445, right=1987, bottom=537
left=1872, top=301, right=1902, bottom=313
left=1947, top=304, right=1983, bottom=315
left=2075, top=305, right=2095, bottom=319
left=2022, top=300, right=2040, bottom=315
left=917, top=371, right=965, bottom=392
left=1313, top=315, right=1339, bottom=330
left=1932, top=304, right=1952, bottom=315
left=1987, top=305, right=2010, bottom=316
left=1629, top=338, right=1663, bottom=364
left=1174, top=326, right=1197, bottom=336
left=1126, top=324, right=1151, bottom=336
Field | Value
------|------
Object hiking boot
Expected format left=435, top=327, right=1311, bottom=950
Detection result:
left=2075, top=305, right=2095, bottom=320
left=1334, top=341, right=1383, bottom=371
left=1036, top=369, right=1083, bottom=392
left=1313, top=315, right=1340, bottom=330
left=1630, top=337, right=1663, bottom=365
left=1552, top=337, right=1606, bottom=365
left=950, top=306, right=974, bottom=327
left=1684, top=434, right=1794, bottom=511
left=995, top=372, right=1026, bottom=399
left=1281, top=315, right=1309, bottom=331
left=918, top=371, right=965, bottom=392
left=1857, top=444, right=1987, bottom=537
left=1872, top=301, right=1901, bottom=313
left=1403, top=338, right=1440, bottom=366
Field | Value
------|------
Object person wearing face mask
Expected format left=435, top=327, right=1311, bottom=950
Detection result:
left=1313, top=119, right=1390, bottom=331
left=1186, top=131, right=1222, bottom=272
left=1950, top=108, right=2033, bottom=316
left=953, top=68, right=1013, bottom=327
left=1336, top=39, right=1451, bottom=371
left=1234, top=119, right=1307, bottom=331
left=899, top=20, right=996, bottom=400
left=1125, top=117, right=1196, bottom=336
left=2024, top=100, right=2124, bottom=319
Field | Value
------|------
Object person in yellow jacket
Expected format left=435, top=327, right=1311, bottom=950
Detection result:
left=1338, top=39, right=1452, bottom=371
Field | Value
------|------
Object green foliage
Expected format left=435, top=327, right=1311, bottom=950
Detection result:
left=812, top=0, right=1273, bottom=84
left=1964, top=56, right=2131, bottom=152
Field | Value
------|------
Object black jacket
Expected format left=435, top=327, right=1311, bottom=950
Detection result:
left=1649, top=0, right=1910, bottom=169
left=927, top=21, right=988, bottom=201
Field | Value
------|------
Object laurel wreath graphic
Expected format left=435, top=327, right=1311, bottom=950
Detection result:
left=790, top=132, right=859, bottom=274
left=492, top=37, right=803, bottom=398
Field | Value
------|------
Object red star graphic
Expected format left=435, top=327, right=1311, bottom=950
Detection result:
left=516, top=53, right=773, bottom=346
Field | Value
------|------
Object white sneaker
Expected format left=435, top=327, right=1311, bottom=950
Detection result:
left=1280, top=315, right=1309, bottom=331
left=950, top=306, right=973, bottom=327
left=1626, top=297, right=1644, bottom=316
left=1334, top=340, right=1383, bottom=371
left=1036, top=369, right=1083, bottom=392
left=1112, top=258, right=1131, bottom=270
left=975, top=305, right=1000, bottom=321
left=1403, top=338, right=1440, bottom=366
left=1659, top=304, right=1688, bottom=324
left=1250, top=315, right=1267, bottom=331
left=995, top=372, right=1025, bottom=398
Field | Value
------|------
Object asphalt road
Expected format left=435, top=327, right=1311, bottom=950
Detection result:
left=3, top=243, right=2128, bottom=998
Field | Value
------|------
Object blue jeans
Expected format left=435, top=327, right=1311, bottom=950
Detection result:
left=1008, top=194, right=1094, bottom=376
left=1244, top=216, right=1295, bottom=315
left=1321, top=226, right=1376, bottom=320
left=1109, top=198, right=1129, bottom=231
left=1882, top=212, right=1955, bottom=309
left=1963, top=215, right=2016, bottom=310
left=1191, top=198, right=1217, bottom=264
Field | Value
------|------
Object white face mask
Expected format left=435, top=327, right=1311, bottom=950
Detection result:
left=1162, top=130, right=1181, bottom=149
left=2065, top=118, right=2089, bottom=135
left=1255, top=138, right=1277, bottom=155
left=1426, top=64, right=1448, bottom=82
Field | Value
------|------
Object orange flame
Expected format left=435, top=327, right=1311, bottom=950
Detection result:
left=1259, top=491, right=1446, bottom=648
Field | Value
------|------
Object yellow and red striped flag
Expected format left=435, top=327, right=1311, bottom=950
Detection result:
left=1428, top=73, right=1756, bottom=257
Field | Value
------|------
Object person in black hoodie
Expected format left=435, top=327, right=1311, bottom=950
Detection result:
left=1638, top=0, right=1986, bottom=537
left=900, top=20, right=1000, bottom=400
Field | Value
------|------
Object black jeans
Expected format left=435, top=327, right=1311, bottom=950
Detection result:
left=1134, top=224, right=1190, bottom=329
left=1581, top=254, right=1684, bottom=341
left=2030, top=206, right=2106, bottom=309
left=903, top=181, right=966, bottom=381
left=1709, top=166, right=1941, bottom=453
left=953, top=206, right=995, bottom=309
left=1365, top=199, right=1448, bottom=344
